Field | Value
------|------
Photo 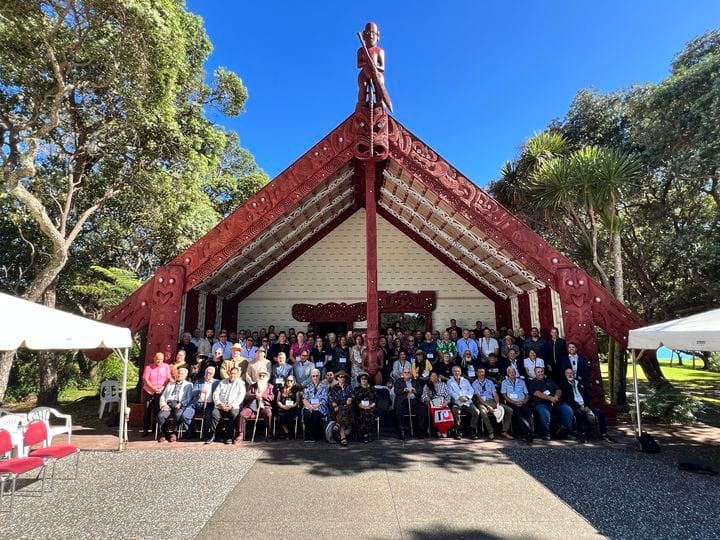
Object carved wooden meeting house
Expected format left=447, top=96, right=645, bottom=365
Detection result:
left=101, top=23, right=648, bottom=413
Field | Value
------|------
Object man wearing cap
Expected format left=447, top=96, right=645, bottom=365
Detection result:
left=246, top=348, right=272, bottom=386
left=236, top=367, right=274, bottom=442
left=447, top=365, right=480, bottom=440
left=220, top=343, right=249, bottom=380
left=472, top=367, right=513, bottom=440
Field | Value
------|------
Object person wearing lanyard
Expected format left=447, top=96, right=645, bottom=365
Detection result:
left=471, top=367, right=513, bottom=440
left=418, top=331, right=438, bottom=365
left=457, top=329, right=479, bottom=362
left=212, top=331, right=233, bottom=360
left=302, top=369, right=329, bottom=442
left=272, top=352, right=293, bottom=389
left=502, top=348, right=526, bottom=380
left=190, top=366, right=219, bottom=439
left=560, top=367, right=614, bottom=443
left=559, top=342, right=591, bottom=383
left=207, top=367, right=246, bottom=444
left=523, top=349, right=545, bottom=381
left=447, top=366, right=480, bottom=440
left=500, top=367, right=534, bottom=443
left=479, top=328, right=500, bottom=361
left=156, top=367, right=193, bottom=442
left=391, top=350, right=412, bottom=382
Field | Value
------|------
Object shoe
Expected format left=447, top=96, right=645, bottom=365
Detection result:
left=158, top=436, right=166, bottom=443
left=304, top=437, right=313, bottom=443
left=487, top=432, right=495, bottom=441
left=454, top=431, right=462, bottom=440
left=169, top=434, right=177, bottom=443
left=601, top=433, right=615, bottom=443
left=224, top=438, right=232, bottom=445
left=204, top=434, right=215, bottom=444
left=340, top=438, right=348, bottom=446
left=471, top=431, right=479, bottom=440
left=363, top=435, right=370, bottom=443
left=141, top=430, right=151, bottom=437
left=566, top=433, right=577, bottom=441
left=543, top=435, right=551, bottom=441
left=501, top=432, right=514, bottom=440
left=232, top=437, right=241, bottom=445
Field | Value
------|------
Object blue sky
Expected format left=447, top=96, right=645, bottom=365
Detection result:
left=187, top=1, right=718, bottom=187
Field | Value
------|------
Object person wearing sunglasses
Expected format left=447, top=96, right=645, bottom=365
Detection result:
left=328, top=370, right=354, bottom=446
left=276, top=375, right=301, bottom=439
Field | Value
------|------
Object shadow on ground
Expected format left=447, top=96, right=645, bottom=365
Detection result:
left=501, top=433, right=720, bottom=540
left=257, top=438, right=510, bottom=477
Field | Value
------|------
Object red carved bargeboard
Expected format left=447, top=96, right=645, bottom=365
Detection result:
left=292, top=302, right=367, bottom=322
left=379, top=290, right=436, bottom=313
left=145, top=265, right=185, bottom=364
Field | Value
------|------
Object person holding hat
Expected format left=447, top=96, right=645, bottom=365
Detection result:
left=353, top=373, right=378, bottom=443
left=220, top=343, right=249, bottom=380
left=237, top=367, right=274, bottom=442
left=328, top=370, right=354, bottom=445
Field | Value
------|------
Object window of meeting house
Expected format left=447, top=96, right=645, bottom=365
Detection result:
left=380, top=313, right=426, bottom=333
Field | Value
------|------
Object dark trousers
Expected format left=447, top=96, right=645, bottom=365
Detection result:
left=507, top=403, right=534, bottom=435
left=142, top=390, right=161, bottom=432
left=395, top=398, right=427, bottom=435
left=210, top=407, right=240, bottom=439
left=302, top=408, right=325, bottom=440
left=278, top=409, right=299, bottom=435
left=572, top=404, right=607, bottom=436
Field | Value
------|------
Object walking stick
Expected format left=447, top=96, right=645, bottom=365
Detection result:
left=251, top=396, right=261, bottom=443
left=408, top=393, right=414, bottom=437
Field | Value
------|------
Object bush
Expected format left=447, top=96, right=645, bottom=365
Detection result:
left=96, top=353, right=139, bottom=389
left=641, top=388, right=702, bottom=425
left=708, top=352, right=720, bottom=373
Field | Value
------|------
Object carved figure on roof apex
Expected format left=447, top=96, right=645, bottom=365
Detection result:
left=357, top=22, right=390, bottom=110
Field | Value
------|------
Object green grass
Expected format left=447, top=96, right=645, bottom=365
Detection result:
left=601, top=358, right=720, bottom=423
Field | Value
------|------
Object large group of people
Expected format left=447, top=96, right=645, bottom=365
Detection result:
left=140, top=320, right=614, bottom=445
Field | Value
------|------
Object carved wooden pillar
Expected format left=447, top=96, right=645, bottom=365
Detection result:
left=365, top=161, right=379, bottom=333
left=494, top=298, right=512, bottom=331
left=556, top=267, right=604, bottom=405
left=517, top=293, right=532, bottom=332
left=537, top=287, right=554, bottom=337
left=145, top=265, right=185, bottom=364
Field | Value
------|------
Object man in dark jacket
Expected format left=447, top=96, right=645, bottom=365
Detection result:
left=393, top=367, right=427, bottom=439
left=559, top=342, right=591, bottom=383
left=560, top=367, right=613, bottom=442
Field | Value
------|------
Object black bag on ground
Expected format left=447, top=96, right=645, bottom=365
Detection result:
left=678, top=458, right=719, bottom=476
left=638, top=432, right=661, bottom=453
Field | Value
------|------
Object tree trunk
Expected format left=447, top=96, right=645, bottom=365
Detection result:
left=638, top=351, right=673, bottom=390
left=36, top=281, right=60, bottom=406
left=611, top=339, right=628, bottom=411
left=0, top=351, right=17, bottom=404
left=77, top=351, right=99, bottom=382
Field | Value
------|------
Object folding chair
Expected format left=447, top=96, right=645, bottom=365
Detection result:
left=22, top=420, right=79, bottom=491
left=0, top=429, right=46, bottom=512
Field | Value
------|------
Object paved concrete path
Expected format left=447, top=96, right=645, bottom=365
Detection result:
left=197, top=439, right=602, bottom=539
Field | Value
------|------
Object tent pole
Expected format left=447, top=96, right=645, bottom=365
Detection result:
left=114, top=348, right=130, bottom=451
left=631, top=349, right=644, bottom=442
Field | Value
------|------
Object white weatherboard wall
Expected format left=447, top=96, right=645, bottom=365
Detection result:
left=236, top=209, right=494, bottom=331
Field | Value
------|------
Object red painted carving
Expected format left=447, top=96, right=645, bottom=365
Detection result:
left=537, top=287, right=554, bottom=337
left=556, top=267, right=604, bottom=405
left=352, top=105, right=390, bottom=161
left=184, top=289, right=199, bottom=332
left=292, top=302, right=367, bottom=322
left=518, top=293, right=532, bottom=332
left=103, top=281, right=152, bottom=335
left=494, top=298, right=512, bottom=331
left=378, top=290, right=436, bottom=313
left=145, top=265, right=185, bottom=365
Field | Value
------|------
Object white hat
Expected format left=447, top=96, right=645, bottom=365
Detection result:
left=493, top=406, right=505, bottom=423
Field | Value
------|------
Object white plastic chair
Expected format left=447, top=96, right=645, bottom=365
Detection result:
left=98, top=380, right=121, bottom=419
left=0, top=414, right=29, bottom=457
left=26, top=407, right=72, bottom=445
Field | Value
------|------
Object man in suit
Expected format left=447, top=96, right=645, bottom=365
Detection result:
left=393, top=367, right=427, bottom=439
left=560, top=367, right=613, bottom=443
left=559, top=342, right=591, bottom=383
left=156, top=367, right=194, bottom=442
left=544, top=327, right=566, bottom=382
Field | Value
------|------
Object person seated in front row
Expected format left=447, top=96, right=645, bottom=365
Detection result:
left=353, top=373, right=378, bottom=443
left=500, top=366, right=534, bottom=443
left=472, top=367, right=513, bottom=440
left=302, top=369, right=329, bottom=442
left=560, top=368, right=614, bottom=443
left=393, top=367, right=427, bottom=440
left=276, top=375, right=302, bottom=439
left=422, top=371, right=452, bottom=438
left=190, top=366, right=219, bottom=438
left=237, top=368, right=274, bottom=442
left=434, top=351, right=454, bottom=383
left=157, top=367, right=193, bottom=442
left=527, top=366, right=573, bottom=441
left=447, top=365, right=480, bottom=440
left=206, top=367, right=245, bottom=444
left=328, top=370, right=354, bottom=446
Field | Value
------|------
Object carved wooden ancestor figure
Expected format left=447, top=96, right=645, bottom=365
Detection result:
left=362, top=330, right=385, bottom=384
left=357, top=22, right=388, bottom=109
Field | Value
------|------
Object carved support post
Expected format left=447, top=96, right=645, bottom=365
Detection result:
left=145, top=265, right=185, bottom=365
left=365, top=160, right=379, bottom=333
left=556, top=267, right=604, bottom=406
left=537, top=287, right=554, bottom=337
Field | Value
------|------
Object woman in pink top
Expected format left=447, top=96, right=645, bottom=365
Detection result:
left=290, top=331, right=311, bottom=364
left=142, top=352, right=172, bottom=435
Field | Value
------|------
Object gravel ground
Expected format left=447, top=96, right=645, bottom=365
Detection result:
left=502, top=444, right=720, bottom=540
left=0, top=449, right=260, bottom=540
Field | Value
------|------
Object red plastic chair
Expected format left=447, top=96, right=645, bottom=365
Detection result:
left=22, top=420, right=79, bottom=491
left=0, top=429, right=46, bottom=511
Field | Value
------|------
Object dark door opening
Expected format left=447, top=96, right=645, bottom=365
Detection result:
left=315, top=321, right=349, bottom=338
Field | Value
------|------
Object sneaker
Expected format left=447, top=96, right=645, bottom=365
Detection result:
left=501, top=432, right=514, bottom=440
left=454, top=432, right=462, bottom=440
left=204, top=434, right=215, bottom=445
left=224, top=438, right=232, bottom=445
left=601, top=433, right=616, bottom=443
left=471, top=431, right=479, bottom=440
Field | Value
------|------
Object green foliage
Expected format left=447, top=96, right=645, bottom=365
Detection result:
left=96, top=353, right=139, bottom=387
left=708, top=353, right=720, bottom=374
left=70, top=266, right=142, bottom=315
left=641, top=388, right=703, bottom=425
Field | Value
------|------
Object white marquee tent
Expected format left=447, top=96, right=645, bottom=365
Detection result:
left=627, top=308, right=720, bottom=437
left=0, top=292, right=133, bottom=450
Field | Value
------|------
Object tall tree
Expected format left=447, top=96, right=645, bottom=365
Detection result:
left=0, top=0, right=261, bottom=403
